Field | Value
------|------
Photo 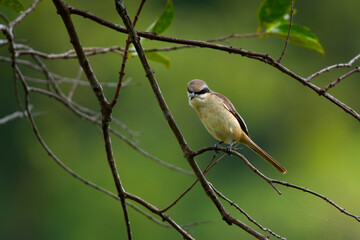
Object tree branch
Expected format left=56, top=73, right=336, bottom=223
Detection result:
left=277, top=1, right=294, bottom=63
left=321, top=66, right=360, bottom=93
left=68, top=7, right=360, bottom=121
left=272, top=180, right=360, bottom=223
left=110, top=0, right=147, bottom=108
left=52, top=0, right=131, bottom=238
left=307, top=53, right=360, bottom=81
left=114, top=1, right=269, bottom=239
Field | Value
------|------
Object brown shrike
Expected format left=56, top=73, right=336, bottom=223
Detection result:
left=187, top=79, right=286, bottom=174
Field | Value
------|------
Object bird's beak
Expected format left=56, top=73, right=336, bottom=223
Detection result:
left=189, top=92, right=195, bottom=100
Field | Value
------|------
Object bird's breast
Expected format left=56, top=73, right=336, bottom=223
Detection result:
left=190, top=96, right=242, bottom=144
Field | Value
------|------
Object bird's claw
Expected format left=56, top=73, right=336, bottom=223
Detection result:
left=214, top=141, right=223, bottom=153
left=226, top=140, right=237, bottom=155
left=226, top=146, right=232, bottom=155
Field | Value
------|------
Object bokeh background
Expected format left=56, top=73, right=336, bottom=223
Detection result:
left=1, top=0, right=360, bottom=239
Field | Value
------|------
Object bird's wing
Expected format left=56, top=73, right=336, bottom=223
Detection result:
left=213, top=92, right=250, bottom=136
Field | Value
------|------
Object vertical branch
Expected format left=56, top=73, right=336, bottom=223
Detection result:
left=110, top=0, right=147, bottom=108
left=277, top=1, right=294, bottom=63
left=102, top=115, right=132, bottom=239
left=52, top=1, right=132, bottom=239
left=114, top=0, right=190, bottom=154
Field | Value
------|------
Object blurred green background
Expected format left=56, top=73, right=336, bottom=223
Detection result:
left=1, top=0, right=360, bottom=239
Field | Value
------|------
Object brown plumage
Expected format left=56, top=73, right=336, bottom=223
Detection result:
left=187, top=79, right=286, bottom=174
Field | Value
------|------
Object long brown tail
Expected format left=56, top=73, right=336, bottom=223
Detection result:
left=243, top=137, right=287, bottom=174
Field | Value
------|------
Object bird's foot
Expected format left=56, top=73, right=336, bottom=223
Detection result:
left=214, top=141, right=223, bottom=153
left=226, top=140, right=237, bottom=155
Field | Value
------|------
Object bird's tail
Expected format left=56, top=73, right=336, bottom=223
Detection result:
left=244, top=137, right=287, bottom=174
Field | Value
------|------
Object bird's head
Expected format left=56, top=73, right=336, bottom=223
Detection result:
left=187, top=79, right=210, bottom=100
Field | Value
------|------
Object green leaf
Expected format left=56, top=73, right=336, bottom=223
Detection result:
left=147, top=0, right=174, bottom=35
left=257, top=0, right=293, bottom=32
left=267, top=21, right=325, bottom=55
left=145, top=52, right=171, bottom=68
left=0, top=0, right=25, bottom=12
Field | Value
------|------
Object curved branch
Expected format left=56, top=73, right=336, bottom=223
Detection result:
left=69, top=7, right=360, bottom=121
left=114, top=1, right=268, bottom=239
left=272, top=180, right=360, bottom=223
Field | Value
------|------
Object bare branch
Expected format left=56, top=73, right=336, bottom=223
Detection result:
left=0, top=11, right=9, bottom=24
left=15, top=67, right=191, bottom=236
left=9, top=0, right=41, bottom=28
left=67, top=67, right=82, bottom=99
left=114, top=2, right=269, bottom=239
left=194, top=146, right=281, bottom=194
left=29, top=87, right=194, bottom=176
left=277, top=1, right=294, bottom=63
left=110, top=0, right=147, bottom=108
left=321, top=66, right=360, bottom=93
left=126, top=193, right=195, bottom=240
left=307, top=53, right=360, bottom=81
left=0, top=105, right=39, bottom=124
left=68, top=7, right=360, bottom=121
left=17, top=46, right=124, bottom=59
left=211, top=183, right=286, bottom=240
left=272, top=180, right=360, bottom=223
left=52, top=0, right=132, bottom=238
left=52, top=0, right=108, bottom=107
left=160, top=154, right=218, bottom=213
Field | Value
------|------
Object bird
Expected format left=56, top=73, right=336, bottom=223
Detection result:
left=187, top=79, right=286, bottom=174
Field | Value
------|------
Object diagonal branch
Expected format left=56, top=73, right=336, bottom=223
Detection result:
left=113, top=0, right=190, bottom=154
left=321, top=66, right=360, bottom=93
left=52, top=0, right=108, bottom=108
left=68, top=7, right=360, bottom=121
left=210, top=183, right=285, bottom=240
left=272, top=180, right=360, bottom=223
left=110, top=0, right=147, bottom=108
left=16, top=67, right=194, bottom=238
left=114, top=1, right=268, bottom=239
left=307, top=53, right=360, bottom=81
left=9, top=0, right=41, bottom=28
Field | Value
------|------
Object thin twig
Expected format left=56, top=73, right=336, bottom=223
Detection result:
left=110, top=0, right=146, bottom=108
left=69, top=7, right=360, bottom=121
left=52, top=0, right=108, bottom=107
left=160, top=154, right=217, bottom=213
left=1, top=23, right=25, bottom=116
left=126, top=193, right=194, bottom=240
left=277, top=1, right=294, bottom=63
left=9, top=0, right=41, bottom=28
left=272, top=180, right=360, bottom=223
left=307, top=53, right=360, bottom=81
left=210, top=183, right=286, bottom=240
left=17, top=46, right=124, bottom=59
left=0, top=105, right=37, bottom=124
left=29, top=87, right=194, bottom=176
left=68, top=67, right=82, bottom=99
left=194, top=146, right=281, bottom=195
left=0, top=11, right=9, bottom=24
left=321, top=66, right=360, bottom=93
left=15, top=33, right=266, bottom=59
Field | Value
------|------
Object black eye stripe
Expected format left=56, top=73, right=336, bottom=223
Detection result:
left=196, top=87, right=210, bottom=94
left=188, top=87, right=210, bottom=95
